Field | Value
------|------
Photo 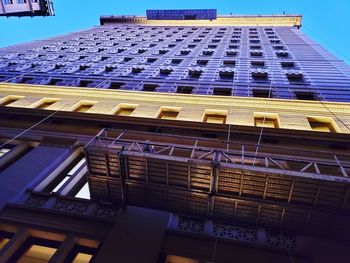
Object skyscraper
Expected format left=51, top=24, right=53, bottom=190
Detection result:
left=0, top=9, right=349, bottom=263
left=0, top=0, right=54, bottom=17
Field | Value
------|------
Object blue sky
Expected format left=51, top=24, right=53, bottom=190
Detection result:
left=0, top=0, right=349, bottom=64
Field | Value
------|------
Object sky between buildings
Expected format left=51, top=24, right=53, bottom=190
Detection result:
left=0, top=0, right=349, bottom=65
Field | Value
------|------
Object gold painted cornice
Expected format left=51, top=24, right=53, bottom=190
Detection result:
left=0, top=83, right=349, bottom=114
left=100, top=15, right=302, bottom=27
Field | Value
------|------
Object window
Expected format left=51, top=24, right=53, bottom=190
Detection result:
left=202, top=50, right=214, bottom=56
left=0, top=147, right=11, bottom=158
left=276, top=51, right=289, bottom=58
left=294, top=91, right=317, bottom=100
left=213, top=87, right=232, bottom=96
left=159, top=67, right=173, bottom=77
left=286, top=72, right=304, bottom=83
left=17, top=245, right=57, bottom=262
left=252, top=72, right=268, bottom=82
left=79, top=80, right=93, bottom=88
left=171, top=58, right=182, bottom=65
left=250, top=51, right=263, bottom=57
left=72, top=252, right=93, bottom=263
left=281, top=61, right=296, bottom=69
left=109, top=82, right=124, bottom=89
left=19, top=77, right=34, bottom=84
left=254, top=114, right=279, bottom=128
left=114, top=103, right=137, bottom=116
left=180, top=49, right=191, bottom=55
left=131, top=67, right=144, bottom=75
left=188, top=69, right=202, bottom=79
left=203, top=110, right=227, bottom=124
left=4, top=0, right=13, bottom=4
left=50, top=158, right=86, bottom=193
left=10, top=238, right=60, bottom=263
left=251, top=61, right=265, bottom=68
left=165, top=255, right=199, bottom=263
left=48, top=78, right=62, bottom=86
left=147, top=58, right=157, bottom=64
left=143, top=83, right=159, bottom=92
left=72, top=101, right=96, bottom=113
left=32, top=98, right=59, bottom=109
left=308, top=117, right=338, bottom=132
left=223, top=60, right=235, bottom=67
left=250, top=45, right=261, bottom=50
left=0, top=95, right=22, bottom=106
left=253, top=89, right=272, bottom=98
left=226, top=50, right=237, bottom=57
left=177, top=85, right=193, bottom=94
left=196, top=59, right=208, bottom=66
left=219, top=70, right=234, bottom=81
left=0, top=237, right=10, bottom=250
left=157, top=107, right=181, bottom=120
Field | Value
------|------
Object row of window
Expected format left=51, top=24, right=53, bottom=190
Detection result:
left=3, top=0, right=38, bottom=4
left=0, top=233, right=96, bottom=262
left=5, top=70, right=302, bottom=85
left=0, top=96, right=338, bottom=133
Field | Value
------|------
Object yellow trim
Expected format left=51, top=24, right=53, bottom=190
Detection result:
left=101, top=15, right=302, bottom=27
left=0, top=83, right=350, bottom=133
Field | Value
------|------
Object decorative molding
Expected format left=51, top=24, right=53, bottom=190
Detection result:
left=19, top=191, right=117, bottom=221
left=1, top=83, right=349, bottom=114
left=168, top=215, right=297, bottom=251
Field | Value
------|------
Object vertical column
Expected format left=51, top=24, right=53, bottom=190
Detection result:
left=94, top=206, right=170, bottom=263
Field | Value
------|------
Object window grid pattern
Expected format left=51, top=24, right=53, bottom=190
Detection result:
left=0, top=25, right=349, bottom=101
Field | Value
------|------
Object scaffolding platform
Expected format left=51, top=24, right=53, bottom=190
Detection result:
left=84, top=129, right=350, bottom=238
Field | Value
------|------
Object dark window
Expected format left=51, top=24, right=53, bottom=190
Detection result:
left=281, top=61, right=296, bottom=69
left=203, top=50, right=214, bottom=56
left=213, top=87, right=232, bottom=96
left=147, top=58, right=157, bottom=63
left=223, top=60, right=236, bottom=67
left=159, top=68, right=173, bottom=77
left=124, top=57, right=133, bottom=62
left=252, top=72, right=269, bottom=82
left=294, top=91, right=317, bottom=100
left=177, top=86, right=194, bottom=94
left=109, top=82, right=124, bottom=89
left=184, top=15, right=197, bottom=20
left=286, top=73, right=304, bottom=83
left=250, top=51, right=263, bottom=57
left=197, top=59, right=209, bottom=66
left=188, top=69, right=202, bottom=79
left=171, top=58, right=182, bottom=65
left=219, top=71, right=234, bottom=81
left=253, top=89, right=272, bottom=98
left=79, top=80, right=93, bottom=87
left=276, top=51, right=289, bottom=58
left=48, top=78, right=62, bottom=85
left=251, top=61, right=265, bottom=68
left=143, top=84, right=159, bottom=92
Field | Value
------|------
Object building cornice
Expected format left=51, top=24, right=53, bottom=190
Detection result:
left=100, top=15, right=302, bottom=27
left=0, top=83, right=348, bottom=114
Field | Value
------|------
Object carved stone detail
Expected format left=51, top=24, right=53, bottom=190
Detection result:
left=177, top=217, right=205, bottom=234
left=266, top=231, right=297, bottom=250
left=53, top=199, right=89, bottom=215
left=25, top=195, right=47, bottom=208
left=94, top=205, right=117, bottom=220
left=213, top=223, right=258, bottom=243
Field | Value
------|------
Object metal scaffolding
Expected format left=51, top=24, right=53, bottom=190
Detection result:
left=84, top=129, right=350, bottom=238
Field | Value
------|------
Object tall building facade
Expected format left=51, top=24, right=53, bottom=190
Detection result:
left=0, top=0, right=54, bottom=17
left=0, top=9, right=350, bottom=263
